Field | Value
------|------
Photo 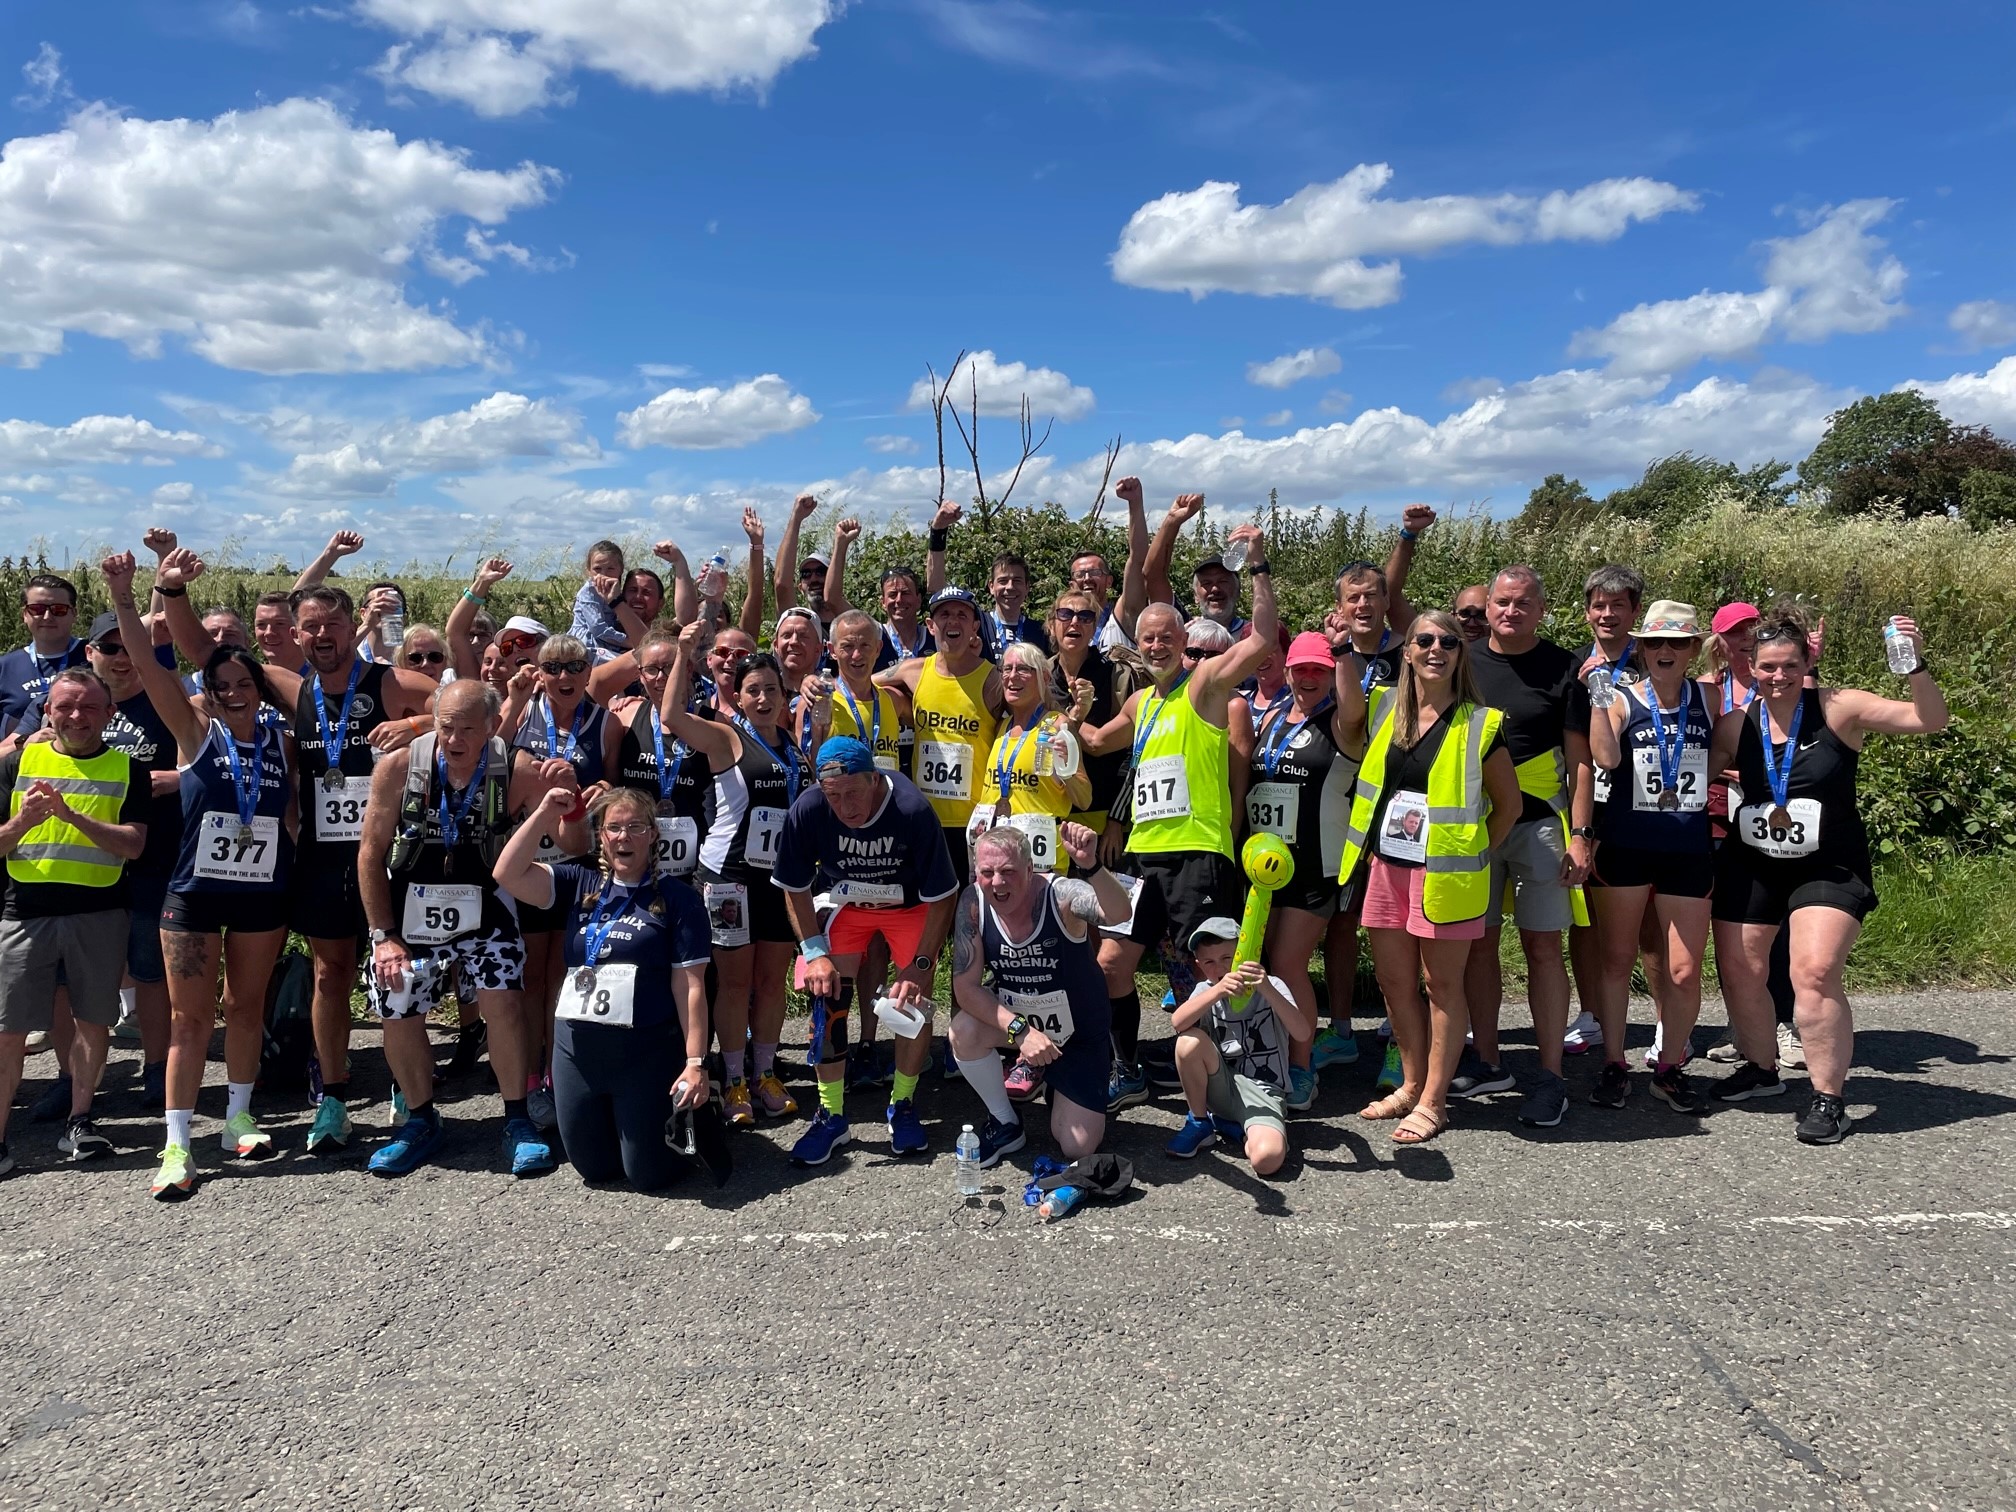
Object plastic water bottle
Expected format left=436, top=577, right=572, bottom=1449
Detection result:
left=808, top=675, right=834, bottom=734
left=696, top=550, right=729, bottom=599
left=954, top=1124, right=981, bottom=1195
left=1586, top=665, right=1618, bottom=710
left=1883, top=617, right=1918, bottom=674
left=1218, top=536, right=1251, bottom=573
left=382, top=610, right=406, bottom=650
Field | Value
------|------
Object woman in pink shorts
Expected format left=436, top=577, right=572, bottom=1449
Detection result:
left=1336, top=611, right=1521, bottom=1144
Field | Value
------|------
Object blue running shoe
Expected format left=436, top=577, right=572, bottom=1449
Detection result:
left=1375, top=1041, right=1403, bottom=1091
left=1159, top=987, right=1177, bottom=1009
left=974, top=1114, right=1025, bottom=1169
left=1286, top=1065, right=1317, bottom=1112
left=886, top=1098, right=928, bottom=1156
left=937, top=1035, right=959, bottom=1079
left=501, top=1117, right=555, bottom=1176
left=1107, top=1062, right=1151, bottom=1113
left=1166, top=1113, right=1217, bottom=1158
left=1212, top=1115, right=1247, bottom=1145
left=791, top=1108, right=852, bottom=1166
left=1311, top=1024, right=1359, bottom=1070
left=368, top=1115, right=441, bottom=1176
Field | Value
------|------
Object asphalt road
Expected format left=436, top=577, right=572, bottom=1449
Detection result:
left=2, top=990, right=2013, bottom=1512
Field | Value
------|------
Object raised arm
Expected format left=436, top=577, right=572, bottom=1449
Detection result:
left=926, top=501, right=960, bottom=595
left=1144, top=491, right=1204, bottom=608
left=1385, top=505, right=1434, bottom=632
left=1328, top=616, right=1370, bottom=754
left=737, top=507, right=766, bottom=638
left=1077, top=685, right=1140, bottom=758
left=1195, top=526, right=1276, bottom=698
left=1830, top=619, right=1949, bottom=738
left=294, top=529, right=364, bottom=592
left=102, top=553, right=208, bottom=758
left=654, top=540, right=697, bottom=628
left=773, top=492, right=818, bottom=612
left=152, top=548, right=221, bottom=676
left=827, top=516, right=860, bottom=615
left=1588, top=691, right=1627, bottom=771
left=660, top=627, right=736, bottom=766
left=493, top=784, right=573, bottom=909
left=1112, top=476, right=1151, bottom=637
left=447, top=557, right=512, bottom=683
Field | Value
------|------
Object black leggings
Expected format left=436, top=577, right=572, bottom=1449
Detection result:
left=553, top=1019, right=682, bottom=1191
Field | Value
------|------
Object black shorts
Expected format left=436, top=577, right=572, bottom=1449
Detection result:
left=1046, top=1033, right=1112, bottom=1115
left=1710, top=847, right=1877, bottom=926
left=1590, top=846, right=1716, bottom=899
left=697, top=867, right=796, bottom=947
left=942, top=826, right=971, bottom=889
left=1275, top=859, right=1343, bottom=919
left=290, top=845, right=366, bottom=941
left=1121, top=850, right=1245, bottom=952
left=161, top=889, right=292, bottom=936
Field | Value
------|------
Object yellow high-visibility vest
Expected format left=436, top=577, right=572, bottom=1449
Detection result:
left=7, top=741, right=130, bottom=887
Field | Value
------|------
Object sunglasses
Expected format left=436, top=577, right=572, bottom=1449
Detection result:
left=1182, top=646, right=1221, bottom=661
left=1454, top=607, right=1488, bottom=621
left=1411, top=633, right=1462, bottom=650
left=24, top=604, right=73, bottom=618
left=1053, top=608, right=1097, bottom=624
left=404, top=649, right=447, bottom=666
left=92, top=641, right=127, bottom=657
left=498, top=635, right=538, bottom=653
left=1638, top=636, right=1694, bottom=650
left=539, top=659, right=589, bottom=676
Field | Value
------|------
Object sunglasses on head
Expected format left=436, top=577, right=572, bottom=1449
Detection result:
left=24, top=603, right=72, bottom=617
left=1411, top=633, right=1461, bottom=651
left=404, top=649, right=447, bottom=666
left=539, top=658, right=588, bottom=676
left=1053, top=607, right=1097, bottom=624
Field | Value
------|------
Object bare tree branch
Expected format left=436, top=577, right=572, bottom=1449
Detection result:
left=1085, top=434, right=1123, bottom=522
left=995, top=393, right=1053, bottom=512
left=924, top=350, right=966, bottom=513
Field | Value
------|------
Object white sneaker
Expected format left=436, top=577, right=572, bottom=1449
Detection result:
left=1776, top=1023, right=1806, bottom=1070
left=23, top=1029, right=48, bottom=1054
left=111, top=1012, right=142, bottom=1044
left=1563, top=1011, right=1601, bottom=1053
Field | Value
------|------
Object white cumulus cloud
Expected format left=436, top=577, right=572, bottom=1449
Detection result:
left=1571, top=200, right=1906, bottom=376
left=1949, top=300, right=2016, bottom=352
left=903, top=349, right=1096, bottom=422
left=0, top=415, right=218, bottom=467
left=865, top=434, right=919, bottom=455
left=271, top=391, right=600, bottom=497
left=1247, top=346, right=1341, bottom=390
left=1111, top=163, right=1697, bottom=308
left=0, top=96, right=556, bottom=373
left=618, top=375, right=819, bottom=450
left=1906, top=355, right=2016, bottom=433
left=358, top=0, right=837, bottom=116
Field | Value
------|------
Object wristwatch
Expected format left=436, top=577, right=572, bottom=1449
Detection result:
left=369, top=927, right=395, bottom=945
left=910, top=955, right=933, bottom=973
left=1570, top=826, right=1596, bottom=841
left=1005, top=1014, right=1030, bottom=1043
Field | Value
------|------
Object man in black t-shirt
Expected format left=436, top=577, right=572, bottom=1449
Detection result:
left=1460, top=565, right=1594, bottom=1131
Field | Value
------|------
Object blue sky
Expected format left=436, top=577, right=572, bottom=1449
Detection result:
left=3, top=0, right=2014, bottom=568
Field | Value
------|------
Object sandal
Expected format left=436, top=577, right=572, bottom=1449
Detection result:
left=1358, top=1090, right=1418, bottom=1122
left=1392, top=1106, right=1447, bottom=1145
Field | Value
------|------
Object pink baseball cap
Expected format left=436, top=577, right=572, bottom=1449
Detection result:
left=1711, top=601, right=1761, bottom=635
left=1285, top=631, right=1335, bottom=669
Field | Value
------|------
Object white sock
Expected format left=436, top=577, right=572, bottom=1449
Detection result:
left=955, top=1054, right=1016, bottom=1126
left=165, top=1108, right=194, bottom=1150
left=226, top=1082, right=254, bottom=1121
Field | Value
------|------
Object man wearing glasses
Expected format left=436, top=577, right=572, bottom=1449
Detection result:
left=1453, top=586, right=1491, bottom=644
left=0, top=575, right=87, bottom=744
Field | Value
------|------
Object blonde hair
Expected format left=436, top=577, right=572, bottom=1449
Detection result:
left=1393, top=610, right=1480, bottom=747
left=535, top=633, right=588, bottom=666
left=999, top=641, right=1059, bottom=712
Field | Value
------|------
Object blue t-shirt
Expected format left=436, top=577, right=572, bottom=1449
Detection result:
left=870, top=620, right=935, bottom=674
left=0, top=640, right=86, bottom=736
left=552, top=863, right=710, bottom=1032
left=568, top=580, right=627, bottom=653
left=979, top=611, right=1051, bottom=663
left=772, top=772, right=959, bottom=907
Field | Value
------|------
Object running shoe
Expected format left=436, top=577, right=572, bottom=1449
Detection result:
left=1141, top=1048, right=1183, bottom=1091
left=305, top=1094, right=352, bottom=1152
left=502, top=1117, right=555, bottom=1176
left=1106, top=1062, right=1151, bottom=1113
left=753, top=1071, right=798, bottom=1118
left=368, top=1115, right=442, bottom=1176
left=0, top=1142, right=13, bottom=1179
left=846, top=1044, right=880, bottom=1092
left=1644, top=1021, right=1665, bottom=1069
left=1712, top=1062, right=1785, bottom=1102
left=1517, top=1070, right=1568, bottom=1128
left=1286, top=1065, right=1317, bottom=1113
left=1311, top=1024, right=1359, bottom=1069
left=937, top=1036, right=960, bottom=1079
left=1795, top=1092, right=1850, bottom=1145
left=23, top=1029, right=48, bottom=1054
left=1562, top=1011, right=1602, bottom=1054
left=722, top=1078, right=756, bottom=1128
left=885, top=1098, right=927, bottom=1156
left=222, top=1111, right=275, bottom=1159
left=29, top=1075, right=73, bottom=1123
left=1160, top=988, right=1177, bottom=1009
left=974, top=1114, right=1026, bottom=1169
left=1704, top=1036, right=1743, bottom=1064
left=1166, top=1113, right=1218, bottom=1158
left=1589, top=1060, right=1630, bottom=1108
left=1374, top=1041, right=1403, bottom=1092
left=1650, top=1063, right=1706, bottom=1115
left=150, top=1144, right=194, bottom=1199
left=790, top=1109, right=851, bottom=1166
left=58, top=1117, right=113, bottom=1162
left=445, top=1022, right=487, bottom=1079
left=1211, top=1115, right=1247, bottom=1145
left=1003, top=1061, right=1044, bottom=1103
left=1450, top=1051, right=1515, bottom=1100
left=1777, top=1023, right=1807, bottom=1070
left=526, top=1083, right=558, bottom=1131
left=113, top=1007, right=141, bottom=1043
left=391, top=1086, right=408, bottom=1128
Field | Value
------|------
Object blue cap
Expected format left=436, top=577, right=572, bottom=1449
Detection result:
left=927, top=586, right=978, bottom=615
left=815, top=735, right=876, bottom=776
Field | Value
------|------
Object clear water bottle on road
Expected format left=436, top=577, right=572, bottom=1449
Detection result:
left=1883, top=617, right=1918, bottom=674
left=696, top=549, right=730, bottom=600
left=1218, top=536, right=1251, bottom=573
left=954, top=1124, right=981, bottom=1196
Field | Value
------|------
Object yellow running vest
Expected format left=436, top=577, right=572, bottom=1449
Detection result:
left=912, top=657, right=998, bottom=826
left=7, top=741, right=131, bottom=887
left=829, top=681, right=904, bottom=772
left=1126, top=676, right=1231, bottom=859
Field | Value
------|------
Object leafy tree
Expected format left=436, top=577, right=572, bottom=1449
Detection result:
left=1799, top=391, right=1951, bottom=508
left=1602, top=452, right=1791, bottom=530
left=1830, top=425, right=2016, bottom=520
left=1960, top=468, right=2016, bottom=530
left=1516, top=473, right=1597, bottom=536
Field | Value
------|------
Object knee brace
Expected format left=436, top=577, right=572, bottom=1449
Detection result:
left=809, top=984, right=854, bottom=1066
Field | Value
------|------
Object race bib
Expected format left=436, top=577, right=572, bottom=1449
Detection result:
left=1098, top=873, right=1146, bottom=939
left=1132, top=755, right=1190, bottom=823
left=315, top=775, right=372, bottom=844
left=402, top=883, right=481, bottom=946
left=1246, top=780, right=1299, bottom=838
left=1004, top=813, right=1058, bottom=872
left=916, top=740, right=971, bottom=802
left=1002, top=986, right=1075, bottom=1047
left=704, top=880, right=751, bottom=948
left=1725, top=777, right=1744, bottom=821
left=874, top=751, right=899, bottom=773
left=1632, top=746, right=1708, bottom=812
left=653, top=816, right=699, bottom=878
left=1738, top=798, right=1822, bottom=859
left=1593, top=764, right=1614, bottom=806
left=831, top=878, right=905, bottom=907
left=1378, top=789, right=1429, bottom=864
left=192, top=813, right=279, bottom=884
left=556, top=962, right=637, bottom=1028
left=746, top=806, right=785, bottom=869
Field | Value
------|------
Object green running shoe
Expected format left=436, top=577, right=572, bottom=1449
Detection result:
left=150, top=1144, right=195, bottom=1200
left=1375, top=1040, right=1403, bottom=1092
left=305, top=1095, right=352, bottom=1152
left=222, top=1110, right=274, bottom=1160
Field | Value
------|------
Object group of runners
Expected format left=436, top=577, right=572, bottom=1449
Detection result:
left=0, top=480, right=1948, bottom=1202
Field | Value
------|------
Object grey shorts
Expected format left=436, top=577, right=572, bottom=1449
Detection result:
left=368, top=927, right=526, bottom=1021
left=0, top=910, right=131, bottom=1034
left=1485, top=818, right=1575, bottom=933
left=1204, top=1057, right=1288, bottom=1137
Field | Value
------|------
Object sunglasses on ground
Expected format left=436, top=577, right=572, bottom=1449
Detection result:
left=539, top=659, right=589, bottom=676
left=404, top=649, right=447, bottom=666
left=1411, top=633, right=1462, bottom=650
